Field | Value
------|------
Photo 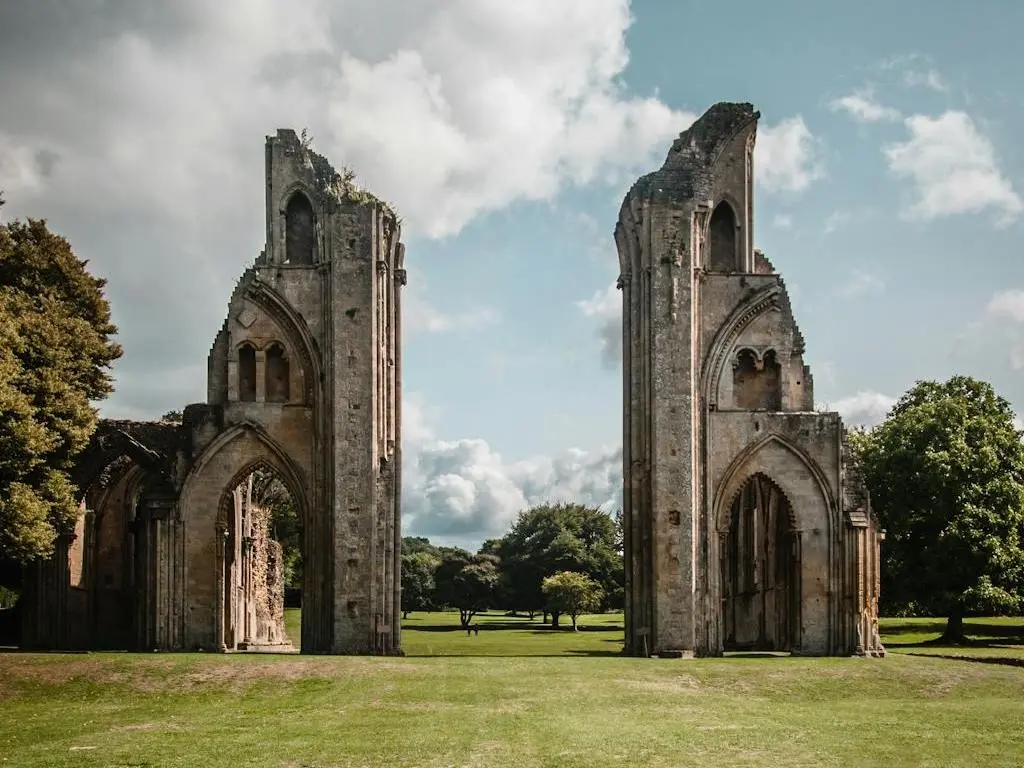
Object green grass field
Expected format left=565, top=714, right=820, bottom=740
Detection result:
left=1, top=613, right=1022, bottom=768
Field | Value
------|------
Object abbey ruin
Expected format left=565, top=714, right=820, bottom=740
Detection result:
left=20, top=129, right=405, bottom=654
left=617, top=102, right=884, bottom=657
left=17, top=102, right=883, bottom=658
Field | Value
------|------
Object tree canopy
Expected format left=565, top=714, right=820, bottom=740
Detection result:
left=0, top=216, right=121, bottom=565
left=431, top=547, right=498, bottom=628
left=853, top=375, right=1024, bottom=641
left=542, top=571, right=603, bottom=631
left=494, top=503, right=622, bottom=619
left=400, top=551, right=438, bottom=618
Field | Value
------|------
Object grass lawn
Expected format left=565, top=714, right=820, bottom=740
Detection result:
left=1, top=613, right=1022, bottom=768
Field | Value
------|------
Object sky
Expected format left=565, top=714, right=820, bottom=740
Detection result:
left=2, top=0, right=1023, bottom=550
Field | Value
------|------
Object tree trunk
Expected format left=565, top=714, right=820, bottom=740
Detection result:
left=542, top=611, right=548, bottom=624
left=551, top=612, right=560, bottom=630
left=402, top=610, right=410, bottom=619
left=941, top=611, right=965, bottom=644
left=570, top=614, right=578, bottom=631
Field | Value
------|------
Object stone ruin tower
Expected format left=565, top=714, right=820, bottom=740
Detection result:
left=616, top=103, right=884, bottom=657
left=20, top=130, right=406, bottom=655
left=193, top=129, right=405, bottom=654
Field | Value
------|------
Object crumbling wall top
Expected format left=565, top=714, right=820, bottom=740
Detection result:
left=622, top=101, right=760, bottom=208
left=267, top=128, right=400, bottom=222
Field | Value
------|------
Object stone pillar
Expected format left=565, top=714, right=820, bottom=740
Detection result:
left=255, top=350, right=267, bottom=403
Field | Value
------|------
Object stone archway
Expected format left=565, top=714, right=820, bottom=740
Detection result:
left=216, top=461, right=298, bottom=652
left=720, top=473, right=801, bottom=651
left=712, top=434, right=836, bottom=655
left=177, top=423, right=323, bottom=652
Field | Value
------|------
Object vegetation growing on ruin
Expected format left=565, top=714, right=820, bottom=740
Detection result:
left=298, top=128, right=401, bottom=222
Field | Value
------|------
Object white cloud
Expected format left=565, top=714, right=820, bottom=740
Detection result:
left=772, top=214, right=793, bottom=229
left=829, top=88, right=901, bottom=123
left=0, top=0, right=698, bottom=417
left=576, top=282, right=621, bottom=369
left=0, top=134, right=54, bottom=200
left=839, top=269, right=885, bottom=299
left=755, top=117, right=823, bottom=193
left=402, top=393, right=621, bottom=547
left=823, top=391, right=895, bottom=428
left=983, top=289, right=1024, bottom=369
left=884, top=111, right=1023, bottom=226
left=902, top=69, right=946, bottom=93
left=986, top=289, right=1024, bottom=323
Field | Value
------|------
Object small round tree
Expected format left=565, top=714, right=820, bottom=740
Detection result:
left=542, top=571, right=603, bottom=631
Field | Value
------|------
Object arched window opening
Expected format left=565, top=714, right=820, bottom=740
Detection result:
left=223, top=465, right=302, bottom=651
left=238, top=344, right=256, bottom=402
left=733, top=349, right=781, bottom=410
left=708, top=201, right=738, bottom=271
left=285, top=192, right=315, bottom=265
left=721, top=473, right=800, bottom=652
left=265, top=343, right=290, bottom=403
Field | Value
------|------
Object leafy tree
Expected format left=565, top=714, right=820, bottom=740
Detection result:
left=400, top=551, right=438, bottom=618
left=854, top=376, right=1024, bottom=642
left=0, top=216, right=121, bottom=565
left=432, top=548, right=498, bottom=628
left=432, top=547, right=474, bottom=610
left=494, top=503, right=623, bottom=622
left=402, top=536, right=439, bottom=557
left=542, top=571, right=603, bottom=631
left=451, top=560, right=499, bottom=628
left=160, top=410, right=183, bottom=423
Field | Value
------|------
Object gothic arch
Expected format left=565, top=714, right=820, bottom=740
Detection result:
left=701, top=284, right=783, bottom=408
left=284, top=190, right=316, bottom=265
left=711, top=433, right=838, bottom=654
left=264, top=341, right=290, bottom=403
left=237, top=342, right=257, bottom=401
left=707, top=198, right=740, bottom=272
left=246, top=280, right=321, bottom=406
left=180, top=421, right=310, bottom=523
left=713, top=433, right=836, bottom=534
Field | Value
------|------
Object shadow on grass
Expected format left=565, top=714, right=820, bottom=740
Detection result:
left=905, top=652, right=1024, bottom=669
left=882, top=620, right=1024, bottom=649
left=409, top=622, right=623, bottom=634
left=401, top=649, right=625, bottom=658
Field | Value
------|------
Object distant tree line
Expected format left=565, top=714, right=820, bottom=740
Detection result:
left=401, top=502, right=623, bottom=630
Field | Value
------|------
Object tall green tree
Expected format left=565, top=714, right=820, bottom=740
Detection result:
left=0, top=215, right=121, bottom=565
left=854, top=376, right=1024, bottom=642
left=400, top=551, right=438, bottom=618
left=432, top=548, right=498, bottom=628
left=495, top=503, right=623, bottom=622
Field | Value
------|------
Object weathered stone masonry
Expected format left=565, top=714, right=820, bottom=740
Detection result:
left=22, top=130, right=405, bottom=655
left=618, top=102, right=884, bottom=658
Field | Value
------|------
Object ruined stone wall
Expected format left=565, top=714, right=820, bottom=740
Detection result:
left=620, top=102, right=882, bottom=658
left=248, top=504, right=287, bottom=646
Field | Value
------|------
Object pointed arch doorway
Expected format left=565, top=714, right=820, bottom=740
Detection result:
left=721, top=473, right=801, bottom=652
